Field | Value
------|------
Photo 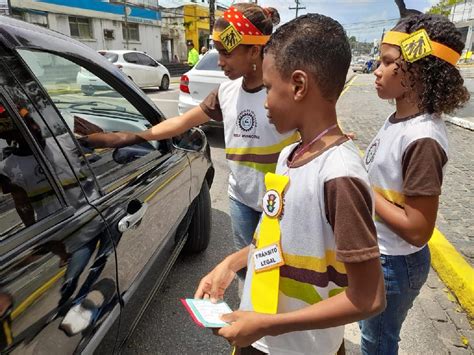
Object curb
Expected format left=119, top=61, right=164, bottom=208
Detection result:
left=429, top=229, right=474, bottom=318
left=445, top=115, right=474, bottom=131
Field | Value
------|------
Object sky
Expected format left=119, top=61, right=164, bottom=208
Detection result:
left=161, top=0, right=440, bottom=43
left=256, top=0, right=440, bottom=42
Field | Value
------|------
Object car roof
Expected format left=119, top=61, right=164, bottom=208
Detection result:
left=99, top=50, right=148, bottom=55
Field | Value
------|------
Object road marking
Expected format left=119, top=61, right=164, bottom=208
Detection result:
left=151, top=98, right=179, bottom=103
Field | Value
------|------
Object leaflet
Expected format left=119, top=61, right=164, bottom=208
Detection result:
left=181, top=298, right=232, bottom=328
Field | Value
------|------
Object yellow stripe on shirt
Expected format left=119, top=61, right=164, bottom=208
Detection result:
left=225, top=132, right=300, bottom=156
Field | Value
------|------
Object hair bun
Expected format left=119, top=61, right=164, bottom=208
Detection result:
left=264, top=7, right=280, bottom=26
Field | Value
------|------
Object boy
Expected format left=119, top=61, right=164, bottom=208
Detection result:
left=194, top=14, right=385, bottom=354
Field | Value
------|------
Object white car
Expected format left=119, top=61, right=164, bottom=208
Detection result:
left=178, top=49, right=228, bottom=126
left=77, top=50, right=170, bottom=95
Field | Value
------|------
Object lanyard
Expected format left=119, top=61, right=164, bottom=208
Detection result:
left=285, top=124, right=338, bottom=174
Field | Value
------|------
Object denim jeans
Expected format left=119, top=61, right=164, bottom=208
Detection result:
left=359, top=245, right=431, bottom=355
left=228, top=197, right=261, bottom=279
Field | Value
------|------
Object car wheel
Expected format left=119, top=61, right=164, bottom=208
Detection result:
left=183, top=180, right=211, bottom=254
left=160, top=75, right=169, bottom=91
left=81, top=85, right=95, bottom=96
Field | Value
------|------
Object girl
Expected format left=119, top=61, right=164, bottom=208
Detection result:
left=360, top=14, right=470, bottom=354
left=85, top=4, right=298, bottom=263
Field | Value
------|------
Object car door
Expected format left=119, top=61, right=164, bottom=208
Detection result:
left=122, top=52, right=147, bottom=87
left=0, top=53, right=120, bottom=354
left=135, top=53, right=161, bottom=87
left=15, top=49, right=194, bottom=349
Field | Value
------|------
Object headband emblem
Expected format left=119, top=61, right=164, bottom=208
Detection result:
left=219, top=24, right=243, bottom=52
left=400, top=29, right=433, bottom=63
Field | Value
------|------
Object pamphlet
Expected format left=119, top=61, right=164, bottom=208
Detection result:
left=181, top=298, right=232, bottom=328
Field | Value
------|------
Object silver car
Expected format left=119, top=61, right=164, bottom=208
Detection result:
left=178, top=49, right=228, bottom=127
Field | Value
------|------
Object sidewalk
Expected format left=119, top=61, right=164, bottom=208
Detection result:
left=338, top=73, right=473, bottom=353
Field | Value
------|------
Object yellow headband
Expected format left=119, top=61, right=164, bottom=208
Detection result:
left=212, top=31, right=270, bottom=46
left=382, top=30, right=460, bottom=66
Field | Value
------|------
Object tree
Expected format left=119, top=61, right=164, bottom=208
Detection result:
left=427, top=0, right=464, bottom=16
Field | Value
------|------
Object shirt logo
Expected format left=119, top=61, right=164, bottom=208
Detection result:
left=365, top=138, right=380, bottom=165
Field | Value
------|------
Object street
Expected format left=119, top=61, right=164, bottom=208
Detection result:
left=122, top=76, right=473, bottom=354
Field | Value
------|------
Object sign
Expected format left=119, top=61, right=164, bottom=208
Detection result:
left=401, top=29, right=433, bottom=63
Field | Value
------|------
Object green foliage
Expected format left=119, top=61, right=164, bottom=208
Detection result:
left=427, top=0, right=463, bottom=16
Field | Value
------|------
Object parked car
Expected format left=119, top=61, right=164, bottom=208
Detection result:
left=77, top=50, right=170, bottom=95
left=0, top=16, right=214, bottom=354
left=178, top=49, right=228, bottom=127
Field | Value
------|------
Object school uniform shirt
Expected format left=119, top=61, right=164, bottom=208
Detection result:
left=200, top=78, right=299, bottom=211
left=364, top=113, right=449, bottom=256
left=240, top=137, right=380, bottom=355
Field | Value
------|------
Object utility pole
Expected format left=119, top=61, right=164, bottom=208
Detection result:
left=7, top=0, right=11, bottom=16
left=289, top=0, right=305, bottom=18
left=123, top=0, right=129, bottom=50
left=209, top=0, right=215, bottom=35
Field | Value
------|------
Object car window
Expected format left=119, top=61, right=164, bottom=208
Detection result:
left=99, top=51, right=118, bottom=63
left=17, top=49, right=166, bottom=194
left=123, top=52, right=140, bottom=64
left=195, top=52, right=222, bottom=71
left=0, top=100, right=63, bottom=241
left=136, top=53, right=156, bottom=67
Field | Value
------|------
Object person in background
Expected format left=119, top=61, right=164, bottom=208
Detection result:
left=199, top=46, right=208, bottom=59
left=186, top=40, right=199, bottom=67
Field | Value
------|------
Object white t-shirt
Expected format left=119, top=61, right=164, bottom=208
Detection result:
left=364, top=113, right=449, bottom=255
left=240, top=138, right=379, bottom=355
left=200, top=78, right=299, bottom=211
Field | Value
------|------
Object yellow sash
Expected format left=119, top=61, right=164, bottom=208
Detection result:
left=251, top=173, right=289, bottom=314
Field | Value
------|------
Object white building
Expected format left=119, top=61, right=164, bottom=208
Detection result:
left=9, top=0, right=186, bottom=62
left=450, top=0, right=473, bottom=59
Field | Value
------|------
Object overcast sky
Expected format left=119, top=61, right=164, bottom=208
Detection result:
left=257, top=0, right=440, bottom=42
left=161, top=0, right=440, bottom=43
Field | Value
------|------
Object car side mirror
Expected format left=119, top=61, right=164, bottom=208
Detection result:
left=172, top=128, right=206, bottom=152
left=112, top=142, right=154, bottom=164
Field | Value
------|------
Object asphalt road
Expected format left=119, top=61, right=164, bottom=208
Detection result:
left=123, top=83, right=240, bottom=354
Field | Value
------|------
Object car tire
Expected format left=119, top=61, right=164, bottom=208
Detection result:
left=81, top=85, right=95, bottom=96
left=160, top=75, right=169, bottom=91
left=183, top=180, right=211, bottom=254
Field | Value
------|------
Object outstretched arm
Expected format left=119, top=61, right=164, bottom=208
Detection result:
left=82, top=106, right=210, bottom=148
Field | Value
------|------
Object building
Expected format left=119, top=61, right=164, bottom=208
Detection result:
left=450, top=0, right=473, bottom=60
left=9, top=0, right=185, bottom=62
left=0, top=0, right=9, bottom=15
left=182, top=2, right=224, bottom=51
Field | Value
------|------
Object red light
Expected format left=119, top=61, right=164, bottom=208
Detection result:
left=180, top=74, right=190, bottom=94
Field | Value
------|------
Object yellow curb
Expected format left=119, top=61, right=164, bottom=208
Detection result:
left=429, top=229, right=474, bottom=318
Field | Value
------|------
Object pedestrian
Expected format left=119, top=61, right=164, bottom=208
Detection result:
left=82, top=3, right=299, bottom=269
left=360, top=14, right=470, bottom=354
left=186, top=40, right=199, bottom=67
left=194, top=14, right=385, bottom=355
left=199, top=46, right=208, bottom=59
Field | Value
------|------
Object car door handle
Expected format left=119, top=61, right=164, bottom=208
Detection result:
left=118, top=202, right=148, bottom=232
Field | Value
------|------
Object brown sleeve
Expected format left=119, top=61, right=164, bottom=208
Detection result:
left=402, top=138, right=448, bottom=197
left=199, top=87, right=223, bottom=122
left=324, top=177, right=380, bottom=263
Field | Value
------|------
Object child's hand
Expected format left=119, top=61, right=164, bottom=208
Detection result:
left=194, top=260, right=236, bottom=303
left=217, top=311, right=269, bottom=347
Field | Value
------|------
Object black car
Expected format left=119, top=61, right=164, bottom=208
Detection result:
left=0, top=16, right=214, bottom=354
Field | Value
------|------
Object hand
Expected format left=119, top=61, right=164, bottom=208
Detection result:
left=217, top=311, right=270, bottom=347
left=194, top=260, right=236, bottom=303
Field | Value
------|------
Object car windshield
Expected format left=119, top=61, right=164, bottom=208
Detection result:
left=195, top=52, right=222, bottom=71
left=99, top=51, right=119, bottom=63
